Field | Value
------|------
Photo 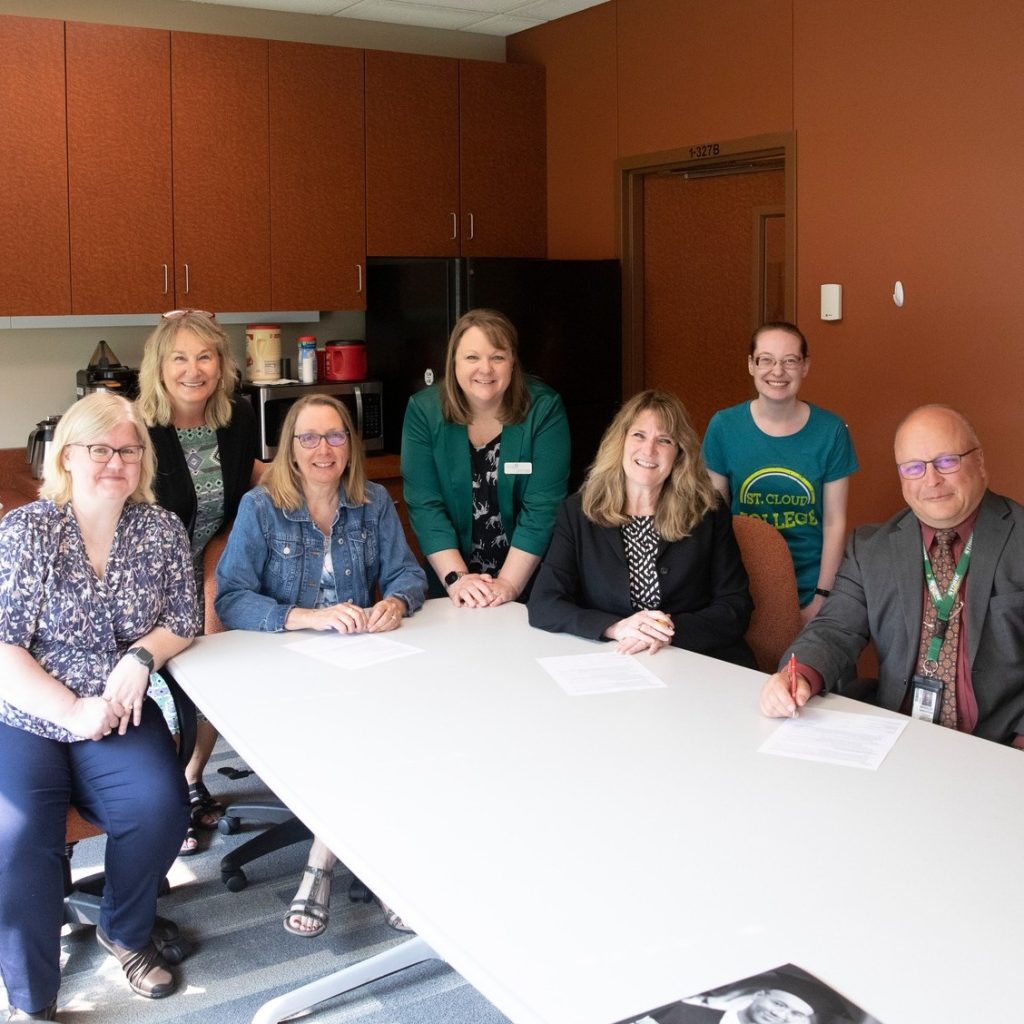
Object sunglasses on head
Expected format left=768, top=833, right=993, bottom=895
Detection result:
left=162, top=309, right=216, bottom=321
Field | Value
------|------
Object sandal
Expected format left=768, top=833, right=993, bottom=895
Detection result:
left=284, top=864, right=332, bottom=938
left=379, top=898, right=414, bottom=934
left=178, top=825, right=200, bottom=857
left=188, top=780, right=224, bottom=831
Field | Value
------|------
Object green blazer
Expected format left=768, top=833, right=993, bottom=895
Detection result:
left=401, top=377, right=571, bottom=596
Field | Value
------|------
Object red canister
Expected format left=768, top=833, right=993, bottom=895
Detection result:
left=324, top=340, right=367, bottom=382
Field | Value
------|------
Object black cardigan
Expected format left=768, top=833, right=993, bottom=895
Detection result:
left=148, top=396, right=259, bottom=540
left=528, top=493, right=756, bottom=668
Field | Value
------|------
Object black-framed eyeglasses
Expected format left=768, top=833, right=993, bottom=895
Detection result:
left=294, top=430, right=349, bottom=449
left=69, top=443, right=146, bottom=464
left=162, top=309, right=216, bottom=321
left=752, top=354, right=804, bottom=370
left=897, top=447, right=978, bottom=480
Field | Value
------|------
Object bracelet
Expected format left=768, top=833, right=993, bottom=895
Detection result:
left=814, top=587, right=831, bottom=598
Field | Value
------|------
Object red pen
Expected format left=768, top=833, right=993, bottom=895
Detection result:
left=788, top=653, right=798, bottom=705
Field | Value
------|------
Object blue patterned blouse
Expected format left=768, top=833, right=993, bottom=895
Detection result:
left=0, top=500, right=199, bottom=742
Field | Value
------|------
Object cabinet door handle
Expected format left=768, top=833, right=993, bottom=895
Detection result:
left=450, top=212, right=458, bottom=240
left=162, top=264, right=169, bottom=295
left=356, top=264, right=363, bottom=294
left=468, top=212, right=475, bottom=241
left=183, top=264, right=190, bottom=295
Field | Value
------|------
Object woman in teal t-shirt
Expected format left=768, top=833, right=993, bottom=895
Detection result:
left=702, top=322, right=858, bottom=622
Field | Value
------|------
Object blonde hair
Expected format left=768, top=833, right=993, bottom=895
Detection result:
left=137, top=312, right=238, bottom=429
left=40, top=392, right=156, bottom=506
left=440, top=308, right=531, bottom=425
left=261, top=395, right=367, bottom=511
left=580, top=390, right=718, bottom=540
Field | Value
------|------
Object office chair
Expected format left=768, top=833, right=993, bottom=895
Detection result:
left=202, top=531, right=312, bottom=892
left=63, top=670, right=197, bottom=964
left=731, top=514, right=804, bottom=673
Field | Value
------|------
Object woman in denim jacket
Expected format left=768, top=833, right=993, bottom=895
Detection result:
left=215, top=394, right=426, bottom=939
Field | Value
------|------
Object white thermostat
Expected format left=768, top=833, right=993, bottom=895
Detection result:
left=821, top=283, right=842, bottom=321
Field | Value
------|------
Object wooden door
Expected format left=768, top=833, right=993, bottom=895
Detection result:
left=171, top=32, right=271, bottom=311
left=66, top=22, right=174, bottom=314
left=365, top=51, right=459, bottom=258
left=270, top=41, right=365, bottom=311
left=459, top=60, right=546, bottom=258
left=0, top=16, right=70, bottom=315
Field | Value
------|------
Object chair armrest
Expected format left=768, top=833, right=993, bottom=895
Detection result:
left=158, top=666, right=198, bottom=768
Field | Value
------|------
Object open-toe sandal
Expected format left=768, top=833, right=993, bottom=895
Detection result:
left=283, top=864, right=332, bottom=938
left=188, top=780, right=225, bottom=831
left=178, top=825, right=200, bottom=857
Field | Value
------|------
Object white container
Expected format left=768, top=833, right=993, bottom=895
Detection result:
left=298, top=335, right=317, bottom=384
left=245, top=325, right=281, bottom=382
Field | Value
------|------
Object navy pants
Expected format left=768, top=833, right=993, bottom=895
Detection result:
left=0, top=700, right=188, bottom=1013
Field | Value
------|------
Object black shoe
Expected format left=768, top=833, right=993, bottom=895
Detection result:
left=6, top=999, right=57, bottom=1021
left=96, top=927, right=177, bottom=998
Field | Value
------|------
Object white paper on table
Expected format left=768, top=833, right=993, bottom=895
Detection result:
left=284, top=632, right=423, bottom=670
left=538, top=652, right=667, bottom=696
left=759, top=706, right=908, bottom=770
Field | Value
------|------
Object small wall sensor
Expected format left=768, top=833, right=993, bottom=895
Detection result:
left=892, top=281, right=904, bottom=307
left=821, top=283, right=842, bottom=321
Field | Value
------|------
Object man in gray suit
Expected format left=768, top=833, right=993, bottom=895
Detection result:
left=760, top=404, right=1024, bottom=746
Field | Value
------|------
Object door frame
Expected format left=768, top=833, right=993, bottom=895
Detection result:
left=616, top=132, right=796, bottom=398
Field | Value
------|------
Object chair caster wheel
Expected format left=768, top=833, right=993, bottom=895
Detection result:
left=218, top=815, right=240, bottom=836
left=348, top=878, right=374, bottom=904
left=157, top=936, right=194, bottom=964
left=223, top=868, right=248, bottom=892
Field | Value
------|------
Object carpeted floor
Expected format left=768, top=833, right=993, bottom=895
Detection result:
left=2, top=740, right=513, bottom=1024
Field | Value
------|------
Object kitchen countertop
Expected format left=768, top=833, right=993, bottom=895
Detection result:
left=0, top=448, right=402, bottom=515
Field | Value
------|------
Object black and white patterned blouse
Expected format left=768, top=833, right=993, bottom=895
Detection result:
left=622, top=514, right=662, bottom=610
left=468, top=435, right=509, bottom=576
left=0, top=500, right=198, bottom=742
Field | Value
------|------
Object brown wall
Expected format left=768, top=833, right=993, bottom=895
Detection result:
left=509, top=0, right=1024, bottom=529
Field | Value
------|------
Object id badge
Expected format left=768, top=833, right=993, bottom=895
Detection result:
left=504, top=462, right=533, bottom=475
left=910, top=674, right=943, bottom=723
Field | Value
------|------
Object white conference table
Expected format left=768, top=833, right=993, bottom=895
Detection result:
left=168, top=599, right=1024, bottom=1024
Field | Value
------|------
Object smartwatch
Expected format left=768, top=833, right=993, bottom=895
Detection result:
left=444, top=570, right=466, bottom=590
left=127, top=646, right=155, bottom=671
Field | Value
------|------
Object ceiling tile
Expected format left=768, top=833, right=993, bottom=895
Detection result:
left=466, top=13, right=546, bottom=35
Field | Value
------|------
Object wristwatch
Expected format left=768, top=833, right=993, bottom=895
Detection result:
left=127, top=645, right=155, bottom=671
left=444, top=570, right=467, bottom=590
left=814, top=587, right=831, bottom=599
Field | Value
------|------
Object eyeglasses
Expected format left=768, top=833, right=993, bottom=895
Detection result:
left=69, top=443, right=146, bottom=464
left=294, top=430, right=349, bottom=449
left=897, top=447, right=978, bottom=480
left=162, top=309, right=216, bottom=321
left=752, top=355, right=804, bottom=370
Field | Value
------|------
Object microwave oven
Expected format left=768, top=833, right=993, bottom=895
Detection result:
left=241, top=380, right=384, bottom=460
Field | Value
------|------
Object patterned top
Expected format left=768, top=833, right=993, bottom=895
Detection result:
left=469, top=435, right=509, bottom=576
left=0, top=500, right=198, bottom=742
left=622, top=515, right=662, bottom=611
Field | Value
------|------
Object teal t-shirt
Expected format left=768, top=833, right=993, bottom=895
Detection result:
left=702, top=402, right=858, bottom=607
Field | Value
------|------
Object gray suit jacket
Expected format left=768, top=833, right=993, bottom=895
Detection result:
left=783, top=489, right=1024, bottom=744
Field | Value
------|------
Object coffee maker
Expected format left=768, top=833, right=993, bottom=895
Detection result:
left=76, top=340, right=139, bottom=399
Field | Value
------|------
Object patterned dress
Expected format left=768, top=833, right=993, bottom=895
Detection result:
left=622, top=515, right=662, bottom=611
left=468, top=435, right=509, bottom=576
left=0, top=500, right=198, bottom=743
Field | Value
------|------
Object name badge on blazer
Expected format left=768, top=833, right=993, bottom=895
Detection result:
left=504, top=462, right=533, bottom=475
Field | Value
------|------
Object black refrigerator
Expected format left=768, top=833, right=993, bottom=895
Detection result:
left=365, top=257, right=622, bottom=490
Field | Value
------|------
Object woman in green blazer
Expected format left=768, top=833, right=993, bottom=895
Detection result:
left=402, top=309, right=570, bottom=604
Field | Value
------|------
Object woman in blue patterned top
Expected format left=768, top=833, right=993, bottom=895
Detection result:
left=138, top=309, right=259, bottom=854
left=0, top=393, right=198, bottom=1016
left=216, top=395, right=427, bottom=940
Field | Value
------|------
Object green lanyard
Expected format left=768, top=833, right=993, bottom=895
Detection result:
left=921, top=531, right=973, bottom=670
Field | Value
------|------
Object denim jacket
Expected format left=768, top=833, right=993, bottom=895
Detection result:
left=215, top=483, right=427, bottom=632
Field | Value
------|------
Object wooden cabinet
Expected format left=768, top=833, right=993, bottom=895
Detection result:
left=171, top=32, right=271, bottom=312
left=269, top=41, right=366, bottom=311
left=0, top=16, right=71, bottom=315
left=366, top=52, right=546, bottom=258
left=459, top=60, right=546, bottom=258
left=366, top=51, right=460, bottom=258
left=66, top=22, right=174, bottom=313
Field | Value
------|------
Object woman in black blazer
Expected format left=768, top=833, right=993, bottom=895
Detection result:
left=529, top=390, right=755, bottom=667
